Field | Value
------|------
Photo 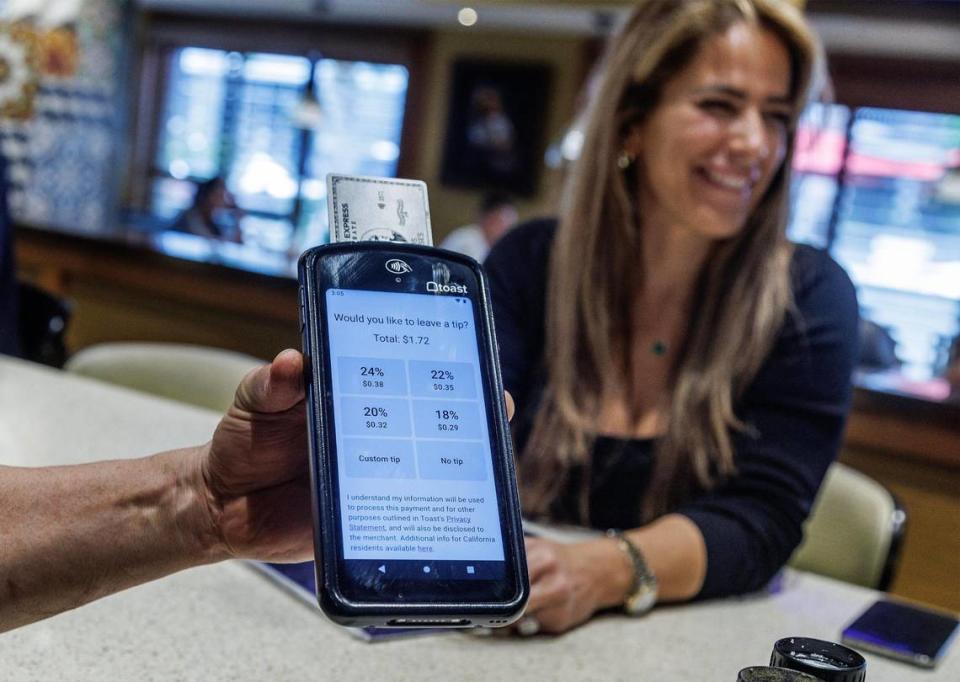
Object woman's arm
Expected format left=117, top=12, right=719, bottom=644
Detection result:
left=678, top=249, right=859, bottom=598
left=523, top=514, right=706, bottom=633
left=0, top=350, right=312, bottom=634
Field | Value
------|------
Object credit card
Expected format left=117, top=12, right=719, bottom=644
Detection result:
left=327, top=174, right=433, bottom=245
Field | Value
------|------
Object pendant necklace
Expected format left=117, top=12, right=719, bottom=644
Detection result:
left=651, top=340, right=668, bottom=357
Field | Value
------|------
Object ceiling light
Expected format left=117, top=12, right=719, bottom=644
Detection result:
left=457, top=7, right=478, bottom=28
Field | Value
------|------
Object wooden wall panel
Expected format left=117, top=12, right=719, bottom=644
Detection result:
left=15, top=227, right=300, bottom=361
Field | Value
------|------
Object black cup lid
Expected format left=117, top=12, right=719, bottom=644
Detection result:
left=770, top=637, right=866, bottom=682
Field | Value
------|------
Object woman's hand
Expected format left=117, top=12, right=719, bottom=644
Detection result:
left=197, top=348, right=312, bottom=563
left=520, top=535, right=632, bottom=635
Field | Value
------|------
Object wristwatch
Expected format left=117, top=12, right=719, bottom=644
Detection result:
left=606, top=529, right=658, bottom=615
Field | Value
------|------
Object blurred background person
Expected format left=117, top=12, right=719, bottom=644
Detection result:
left=170, top=176, right=244, bottom=244
left=441, top=190, right=518, bottom=262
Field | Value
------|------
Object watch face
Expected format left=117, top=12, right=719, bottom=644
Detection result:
left=625, top=582, right=658, bottom=615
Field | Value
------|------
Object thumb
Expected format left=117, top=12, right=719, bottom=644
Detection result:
left=234, top=349, right=304, bottom=415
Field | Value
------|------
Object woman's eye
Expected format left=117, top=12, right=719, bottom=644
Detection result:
left=699, top=100, right=738, bottom=116
left=764, top=111, right=792, bottom=128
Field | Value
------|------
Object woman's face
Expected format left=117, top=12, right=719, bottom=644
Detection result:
left=625, top=22, right=794, bottom=244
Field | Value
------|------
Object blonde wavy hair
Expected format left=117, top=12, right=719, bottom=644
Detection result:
left=520, top=0, right=824, bottom=522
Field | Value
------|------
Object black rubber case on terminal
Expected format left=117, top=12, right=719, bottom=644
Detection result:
left=298, top=242, right=529, bottom=628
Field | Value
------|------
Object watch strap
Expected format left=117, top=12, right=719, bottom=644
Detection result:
left=606, top=529, right=658, bottom=615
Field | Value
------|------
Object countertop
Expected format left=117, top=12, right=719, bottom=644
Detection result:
left=1, top=357, right=957, bottom=681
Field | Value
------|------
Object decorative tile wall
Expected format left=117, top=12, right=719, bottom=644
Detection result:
left=0, top=0, right=129, bottom=233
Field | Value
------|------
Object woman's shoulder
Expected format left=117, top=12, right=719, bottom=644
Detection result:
left=790, top=244, right=855, bottom=302
left=735, top=245, right=860, bottom=418
left=788, top=243, right=858, bottom=319
left=749, top=244, right=859, bottom=400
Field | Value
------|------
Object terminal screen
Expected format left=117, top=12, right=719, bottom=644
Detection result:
left=325, top=287, right=505, bottom=580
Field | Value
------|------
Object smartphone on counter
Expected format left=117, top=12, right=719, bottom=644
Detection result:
left=841, top=598, right=959, bottom=669
left=298, top=242, right=528, bottom=628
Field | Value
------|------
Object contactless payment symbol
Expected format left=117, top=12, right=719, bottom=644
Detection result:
left=385, top=258, right=412, bottom=275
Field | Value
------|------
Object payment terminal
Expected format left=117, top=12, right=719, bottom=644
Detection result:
left=298, top=242, right=528, bottom=627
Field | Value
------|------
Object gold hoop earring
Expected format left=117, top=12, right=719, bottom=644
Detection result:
left=617, top=150, right=635, bottom=170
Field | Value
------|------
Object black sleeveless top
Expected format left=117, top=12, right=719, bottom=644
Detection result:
left=549, top=436, right=654, bottom=530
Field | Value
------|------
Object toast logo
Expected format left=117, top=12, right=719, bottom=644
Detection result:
left=426, top=281, right=468, bottom=295
left=385, top=258, right=412, bottom=275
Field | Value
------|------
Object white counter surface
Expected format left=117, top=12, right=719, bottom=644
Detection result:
left=1, top=357, right=957, bottom=681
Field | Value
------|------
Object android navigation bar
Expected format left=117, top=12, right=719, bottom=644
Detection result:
left=347, top=559, right=504, bottom=580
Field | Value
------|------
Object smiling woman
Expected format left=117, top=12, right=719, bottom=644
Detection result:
left=625, top=23, right=793, bottom=244
left=484, top=0, right=859, bottom=635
